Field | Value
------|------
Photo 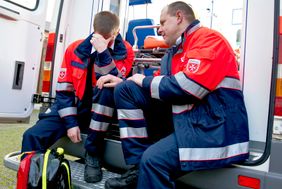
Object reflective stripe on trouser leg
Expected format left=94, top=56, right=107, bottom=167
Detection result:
left=114, top=81, right=153, bottom=165
left=85, top=87, right=116, bottom=156
left=91, top=87, right=116, bottom=132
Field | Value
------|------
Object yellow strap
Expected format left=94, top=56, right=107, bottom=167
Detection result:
left=61, top=162, right=72, bottom=189
left=42, top=149, right=51, bottom=189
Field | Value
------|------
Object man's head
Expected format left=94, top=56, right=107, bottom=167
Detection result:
left=93, top=11, right=120, bottom=40
left=158, top=1, right=195, bottom=46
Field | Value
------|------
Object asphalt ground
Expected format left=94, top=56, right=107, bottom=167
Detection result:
left=0, top=110, right=39, bottom=189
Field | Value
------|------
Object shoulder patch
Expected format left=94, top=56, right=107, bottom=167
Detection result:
left=186, top=59, right=201, bottom=73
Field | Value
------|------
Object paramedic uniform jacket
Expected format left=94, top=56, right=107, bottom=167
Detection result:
left=55, top=33, right=134, bottom=130
left=142, top=20, right=249, bottom=171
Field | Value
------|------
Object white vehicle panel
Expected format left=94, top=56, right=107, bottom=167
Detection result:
left=0, top=0, right=47, bottom=120
left=240, top=0, right=275, bottom=142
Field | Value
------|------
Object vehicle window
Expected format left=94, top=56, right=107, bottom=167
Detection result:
left=4, top=0, right=38, bottom=10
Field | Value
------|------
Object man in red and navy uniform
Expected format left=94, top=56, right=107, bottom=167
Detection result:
left=101, top=2, right=249, bottom=189
left=21, top=11, right=134, bottom=183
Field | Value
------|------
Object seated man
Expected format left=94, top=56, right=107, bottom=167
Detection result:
left=21, top=11, right=134, bottom=183
left=96, top=2, right=249, bottom=189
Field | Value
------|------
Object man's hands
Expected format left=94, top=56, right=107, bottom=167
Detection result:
left=97, top=74, right=123, bottom=89
left=96, top=73, right=145, bottom=89
left=127, top=73, right=145, bottom=87
left=90, top=33, right=114, bottom=53
left=67, top=126, right=81, bottom=143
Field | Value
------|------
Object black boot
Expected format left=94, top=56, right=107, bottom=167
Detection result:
left=104, top=165, right=139, bottom=189
left=84, top=152, right=102, bottom=183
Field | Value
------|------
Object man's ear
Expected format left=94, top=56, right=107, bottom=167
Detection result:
left=176, top=10, right=183, bottom=24
left=113, top=28, right=120, bottom=37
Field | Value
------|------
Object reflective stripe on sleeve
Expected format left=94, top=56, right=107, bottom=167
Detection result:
left=172, top=104, right=194, bottom=114
left=120, top=127, right=148, bottom=138
left=56, top=83, right=74, bottom=91
left=117, top=109, right=144, bottom=120
left=58, top=107, right=77, bottom=117
left=92, top=103, right=114, bottom=117
left=216, top=77, right=241, bottom=90
left=89, top=119, right=109, bottom=132
left=151, top=76, right=164, bottom=99
left=175, top=72, right=209, bottom=99
left=179, top=141, right=249, bottom=161
left=94, top=61, right=116, bottom=75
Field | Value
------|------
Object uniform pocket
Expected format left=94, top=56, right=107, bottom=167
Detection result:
left=71, top=60, right=87, bottom=79
left=191, top=106, right=226, bottom=131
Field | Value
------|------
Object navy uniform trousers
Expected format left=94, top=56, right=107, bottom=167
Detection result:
left=21, top=103, right=91, bottom=153
left=114, top=80, right=183, bottom=189
left=21, top=87, right=116, bottom=159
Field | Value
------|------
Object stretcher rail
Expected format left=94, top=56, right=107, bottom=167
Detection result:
left=132, top=25, right=160, bottom=49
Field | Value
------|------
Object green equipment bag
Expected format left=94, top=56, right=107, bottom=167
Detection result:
left=27, top=148, right=72, bottom=189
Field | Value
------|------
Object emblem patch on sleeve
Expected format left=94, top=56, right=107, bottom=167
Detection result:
left=120, top=66, right=126, bottom=77
left=186, top=59, right=201, bottom=73
left=59, top=68, right=67, bottom=79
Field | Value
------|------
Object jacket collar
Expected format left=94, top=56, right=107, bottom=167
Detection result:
left=74, top=33, right=93, bottom=64
left=185, top=19, right=201, bottom=36
left=111, top=33, right=127, bottom=60
left=174, top=20, right=201, bottom=54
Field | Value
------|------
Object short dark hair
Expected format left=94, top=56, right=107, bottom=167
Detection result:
left=93, top=11, right=120, bottom=36
left=167, top=1, right=195, bottom=22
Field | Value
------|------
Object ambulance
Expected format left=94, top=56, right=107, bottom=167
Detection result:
left=1, top=0, right=282, bottom=188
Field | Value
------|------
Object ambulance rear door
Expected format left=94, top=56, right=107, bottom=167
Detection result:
left=0, top=0, right=47, bottom=122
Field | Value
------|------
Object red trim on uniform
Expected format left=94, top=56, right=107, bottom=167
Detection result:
left=89, top=128, right=108, bottom=132
left=118, top=118, right=145, bottom=121
left=120, top=136, right=149, bottom=139
left=91, top=110, right=113, bottom=118
left=60, top=114, right=77, bottom=118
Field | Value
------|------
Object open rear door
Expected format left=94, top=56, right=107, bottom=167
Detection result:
left=240, top=0, right=276, bottom=165
left=0, top=0, right=47, bottom=122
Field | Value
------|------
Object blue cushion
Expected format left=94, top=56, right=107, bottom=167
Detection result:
left=129, top=0, right=152, bottom=6
left=126, top=19, right=156, bottom=48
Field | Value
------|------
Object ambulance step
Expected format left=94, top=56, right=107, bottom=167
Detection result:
left=70, top=161, right=120, bottom=189
left=4, top=151, right=20, bottom=171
